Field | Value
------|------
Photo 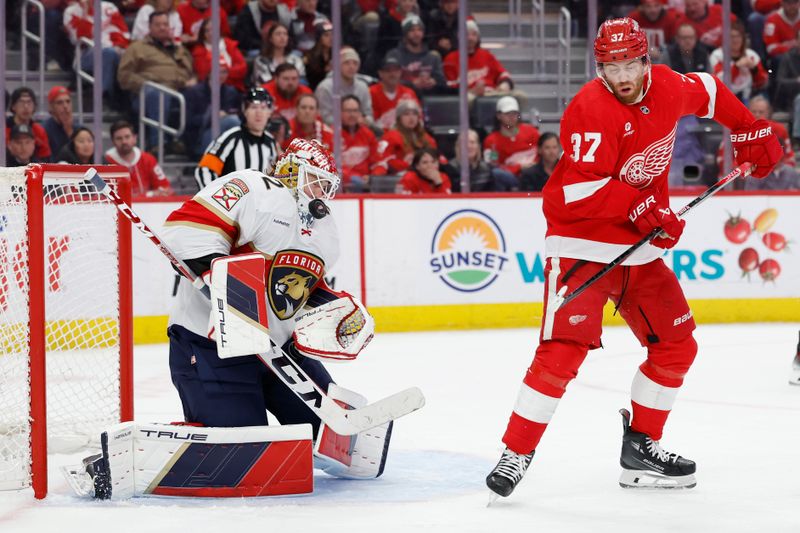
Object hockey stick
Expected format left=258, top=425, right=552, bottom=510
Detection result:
left=551, top=163, right=752, bottom=311
left=85, top=168, right=425, bottom=435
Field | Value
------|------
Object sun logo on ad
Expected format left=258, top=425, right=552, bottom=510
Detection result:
left=430, top=209, right=509, bottom=292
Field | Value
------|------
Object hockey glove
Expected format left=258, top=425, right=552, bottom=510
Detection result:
left=730, top=119, right=783, bottom=179
left=628, top=190, right=685, bottom=249
left=292, top=292, right=375, bottom=362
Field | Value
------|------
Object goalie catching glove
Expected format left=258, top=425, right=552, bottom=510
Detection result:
left=292, top=292, right=375, bottom=362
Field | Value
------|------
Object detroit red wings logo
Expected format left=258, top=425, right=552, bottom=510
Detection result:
left=619, top=125, right=677, bottom=188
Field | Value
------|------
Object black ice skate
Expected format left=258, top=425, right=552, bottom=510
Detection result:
left=618, top=408, right=696, bottom=489
left=486, top=448, right=534, bottom=500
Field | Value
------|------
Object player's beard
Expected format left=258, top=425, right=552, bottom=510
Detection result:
left=610, top=75, right=645, bottom=105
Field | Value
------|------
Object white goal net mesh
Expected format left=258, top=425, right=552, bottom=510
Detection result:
left=0, top=165, right=124, bottom=490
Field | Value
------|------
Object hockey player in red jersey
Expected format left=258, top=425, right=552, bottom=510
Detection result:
left=486, top=17, right=783, bottom=499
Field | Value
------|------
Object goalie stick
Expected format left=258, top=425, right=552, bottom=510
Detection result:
left=551, top=163, right=752, bottom=311
left=84, top=168, right=425, bottom=435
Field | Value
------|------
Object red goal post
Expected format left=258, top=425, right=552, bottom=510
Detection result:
left=0, top=164, right=133, bottom=499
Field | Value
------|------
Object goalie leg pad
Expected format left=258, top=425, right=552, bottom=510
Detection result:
left=63, top=422, right=314, bottom=499
left=313, top=384, right=393, bottom=479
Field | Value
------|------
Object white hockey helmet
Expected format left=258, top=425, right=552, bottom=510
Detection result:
left=273, top=138, right=340, bottom=203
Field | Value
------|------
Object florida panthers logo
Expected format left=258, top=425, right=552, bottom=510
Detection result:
left=267, top=249, right=324, bottom=319
left=619, top=125, right=677, bottom=188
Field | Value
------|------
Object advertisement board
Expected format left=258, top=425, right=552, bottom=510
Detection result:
left=126, top=193, right=799, bottom=342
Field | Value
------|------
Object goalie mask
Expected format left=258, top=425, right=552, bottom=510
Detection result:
left=274, top=138, right=340, bottom=220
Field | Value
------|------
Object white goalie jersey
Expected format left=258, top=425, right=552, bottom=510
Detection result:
left=160, top=168, right=340, bottom=346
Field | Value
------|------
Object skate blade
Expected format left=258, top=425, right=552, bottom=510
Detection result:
left=619, top=469, right=696, bottom=490
left=789, top=373, right=800, bottom=386
left=487, top=492, right=500, bottom=507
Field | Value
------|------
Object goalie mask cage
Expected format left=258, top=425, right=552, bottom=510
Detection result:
left=0, top=164, right=133, bottom=499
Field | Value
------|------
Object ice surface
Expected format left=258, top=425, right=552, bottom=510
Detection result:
left=1, top=323, right=798, bottom=533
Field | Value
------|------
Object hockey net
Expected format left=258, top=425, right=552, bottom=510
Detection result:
left=0, top=164, right=132, bottom=498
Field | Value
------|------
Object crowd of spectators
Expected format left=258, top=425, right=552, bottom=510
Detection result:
left=627, top=0, right=799, bottom=187
left=4, top=0, right=799, bottom=194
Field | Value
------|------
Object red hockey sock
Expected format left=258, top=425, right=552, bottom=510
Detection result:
left=630, top=401, right=670, bottom=441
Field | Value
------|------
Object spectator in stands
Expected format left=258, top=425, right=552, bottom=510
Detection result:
left=627, top=0, right=682, bottom=60
left=443, top=20, right=513, bottom=98
left=118, top=11, right=203, bottom=151
left=370, top=55, right=420, bottom=132
left=176, top=0, right=230, bottom=43
left=386, top=14, right=447, bottom=96
left=264, top=63, right=313, bottom=122
left=5, top=87, right=51, bottom=162
left=105, top=120, right=173, bottom=196
left=304, top=20, right=333, bottom=90
left=38, top=0, right=73, bottom=71
left=249, top=23, right=306, bottom=86
left=192, top=17, right=247, bottom=94
left=444, top=129, right=515, bottom=192
left=520, top=132, right=560, bottom=192
left=716, top=95, right=796, bottom=172
left=677, top=0, right=738, bottom=50
left=339, top=95, right=380, bottom=192
left=6, top=125, right=38, bottom=167
left=710, top=22, right=768, bottom=101
left=285, top=93, right=333, bottom=149
left=289, top=0, right=329, bottom=54
left=132, top=0, right=182, bottom=42
left=665, top=23, right=711, bottom=74
left=746, top=0, right=780, bottom=59
left=315, top=47, right=374, bottom=127
left=234, top=0, right=291, bottom=56
left=427, top=0, right=459, bottom=58
left=63, top=0, right=129, bottom=108
left=775, top=28, right=800, bottom=119
left=57, top=126, right=95, bottom=164
left=43, top=86, right=81, bottom=158
left=483, top=96, right=539, bottom=181
left=396, top=147, right=451, bottom=194
left=376, top=0, right=419, bottom=60
left=374, top=98, right=436, bottom=175
left=764, top=0, right=800, bottom=59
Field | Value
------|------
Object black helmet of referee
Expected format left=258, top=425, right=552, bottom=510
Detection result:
left=242, top=87, right=273, bottom=112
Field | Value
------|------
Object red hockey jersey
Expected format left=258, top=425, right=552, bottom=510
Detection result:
left=369, top=84, right=420, bottom=131
left=483, top=123, right=540, bottom=176
left=262, top=81, right=313, bottom=122
left=442, top=48, right=512, bottom=90
left=396, top=170, right=451, bottom=194
left=676, top=5, right=737, bottom=48
left=340, top=125, right=380, bottom=183
left=374, top=129, right=437, bottom=175
left=285, top=118, right=334, bottom=150
left=105, top=147, right=171, bottom=195
left=764, top=8, right=800, bottom=57
left=176, top=1, right=231, bottom=39
left=627, top=6, right=682, bottom=49
left=543, top=65, right=755, bottom=265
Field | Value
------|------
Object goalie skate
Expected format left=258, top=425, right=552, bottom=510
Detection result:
left=618, top=409, right=696, bottom=489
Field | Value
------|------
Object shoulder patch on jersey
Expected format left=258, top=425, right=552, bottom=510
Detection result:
left=267, top=249, right=324, bottom=320
left=211, top=179, right=249, bottom=211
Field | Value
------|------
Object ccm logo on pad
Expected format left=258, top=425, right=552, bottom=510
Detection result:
left=730, top=127, right=772, bottom=143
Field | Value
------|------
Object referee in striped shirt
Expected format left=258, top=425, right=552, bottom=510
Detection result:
left=194, top=88, right=280, bottom=189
